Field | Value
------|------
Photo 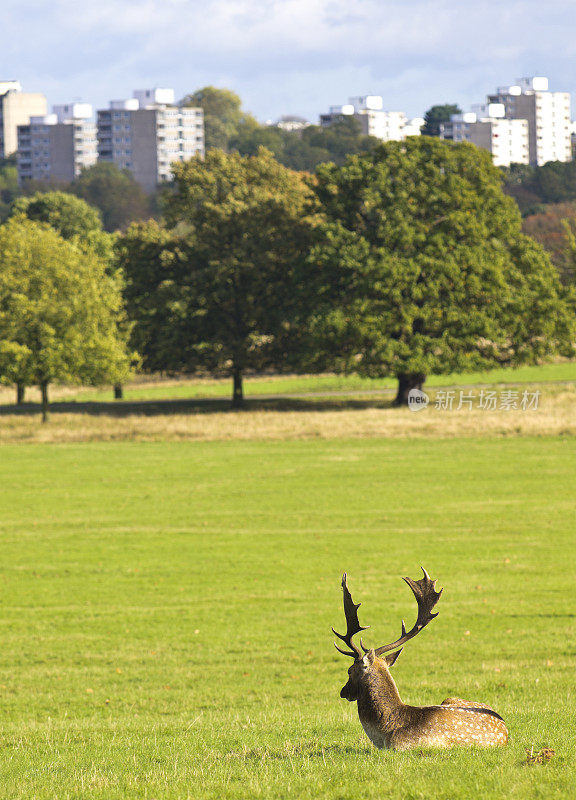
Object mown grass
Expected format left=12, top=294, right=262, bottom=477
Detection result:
left=0, top=438, right=574, bottom=799
left=1, top=361, right=575, bottom=406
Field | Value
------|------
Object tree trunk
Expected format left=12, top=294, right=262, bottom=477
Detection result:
left=40, top=382, right=50, bottom=423
left=114, top=384, right=123, bottom=400
left=16, top=383, right=25, bottom=405
left=394, top=373, right=426, bottom=406
left=231, top=368, right=244, bottom=409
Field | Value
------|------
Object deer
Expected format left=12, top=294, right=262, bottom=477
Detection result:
left=333, top=569, right=508, bottom=751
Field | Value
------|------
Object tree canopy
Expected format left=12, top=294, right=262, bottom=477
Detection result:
left=503, top=159, right=576, bottom=215
left=180, top=86, right=380, bottom=170
left=70, top=163, right=155, bottom=232
left=0, top=216, right=134, bottom=419
left=231, top=116, right=380, bottom=171
left=11, top=189, right=118, bottom=267
left=12, top=190, right=102, bottom=238
left=521, top=201, right=576, bottom=284
left=180, top=86, right=256, bottom=152
left=561, top=217, right=576, bottom=288
left=0, top=157, right=19, bottom=222
left=115, top=219, right=180, bottom=375
left=310, top=137, right=575, bottom=403
left=120, top=148, right=320, bottom=406
left=421, top=104, right=462, bottom=137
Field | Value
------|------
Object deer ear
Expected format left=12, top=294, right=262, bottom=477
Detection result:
left=362, top=649, right=375, bottom=667
left=384, top=648, right=403, bottom=668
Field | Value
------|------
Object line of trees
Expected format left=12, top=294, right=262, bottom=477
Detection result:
left=0, top=137, right=574, bottom=416
left=118, top=139, right=574, bottom=406
left=181, top=86, right=382, bottom=171
left=0, top=87, right=382, bottom=233
left=503, top=160, right=576, bottom=215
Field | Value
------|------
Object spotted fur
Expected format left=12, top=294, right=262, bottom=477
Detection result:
left=342, top=650, right=508, bottom=751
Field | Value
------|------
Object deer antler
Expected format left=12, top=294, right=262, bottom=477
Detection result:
left=374, top=567, right=443, bottom=656
left=332, top=573, right=370, bottom=659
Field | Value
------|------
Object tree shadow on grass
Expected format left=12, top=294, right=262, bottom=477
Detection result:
left=0, top=395, right=394, bottom=418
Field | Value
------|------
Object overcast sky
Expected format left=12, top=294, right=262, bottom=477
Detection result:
left=2, top=0, right=576, bottom=123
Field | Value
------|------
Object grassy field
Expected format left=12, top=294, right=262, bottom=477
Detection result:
left=1, top=361, right=575, bottom=406
left=0, top=438, right=574, bottom=799
left=0, top=383, right=574, bottom=443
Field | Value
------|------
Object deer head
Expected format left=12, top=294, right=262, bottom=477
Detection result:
left=333, top=569, right=443, bottom=702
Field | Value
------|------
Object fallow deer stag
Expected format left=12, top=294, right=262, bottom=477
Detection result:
left=333, top=569, right=508, bottom=750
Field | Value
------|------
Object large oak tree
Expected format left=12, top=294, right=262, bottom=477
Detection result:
left=310, top=137, right=575, bottom=404
left=120, top=148, right=320, bottom=407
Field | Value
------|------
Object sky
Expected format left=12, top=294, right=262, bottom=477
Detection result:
left=2, top=0, right=576, bottom=123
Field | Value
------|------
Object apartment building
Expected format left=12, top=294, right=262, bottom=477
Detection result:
left=97, top=88, right=204, bottom=191
left=320, top=96, right=421, bottom=141
left=488, top=77, right=571, bottom=166
left=17, top=103, right=97, bottom=183
left=403, top=117, right=425, bottom=137
left=441, top=103, right=530, bottom=166
left=272, top=115, right=310, bottom=132
left=0, top=80, right=47, bottom=158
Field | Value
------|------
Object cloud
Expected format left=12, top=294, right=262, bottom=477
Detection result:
left=1, top=0, right=575, bottom=120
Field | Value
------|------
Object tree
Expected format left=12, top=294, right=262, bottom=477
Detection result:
left=230, top=118, right=286, bottom=160
left=121, top=149, right=320, bottom=407
left=503, top=160, right=576, bottom=215
left=0, top=217, right=134, bottom=421
left=9, top=190, right=121, bottom=401
left=232, top=116, right=380, bottom=171
left=116, top=219, right=181, bottom=374
left=0, top=157, right=20, bottom=222
left=421, top=104, right=461, bottom=137
left=180, top=86, right=256, bottom=152
left=70, top=163, right=154, bottom=232
left=311, top=137, right=575, bottom=404
left=561, top=217, right=576, bottom=286
left=181, top=85, right=380, bottom=170
left=502, top=162, right=536, bottom=187
left=280, top=134, right=332, bottom=172
left=533, top=160, right=576, bottom=204
left=10, top=189, right=116, bottom=259
left=521, top=201, right=576, bottom=283
left=11, top=190, right=102, bottom=239
left=297, top=117, right=380, bottom=166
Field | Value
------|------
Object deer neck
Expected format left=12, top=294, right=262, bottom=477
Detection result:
left=358, top=662, right=404, bottom=723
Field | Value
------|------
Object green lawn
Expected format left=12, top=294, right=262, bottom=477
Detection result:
left=0, top=439, right=574, bottom=799
left=35, top=360, right=576, bottom=405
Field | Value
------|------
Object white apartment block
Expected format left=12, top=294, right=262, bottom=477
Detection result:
left=97, top=88, right=204, bottom=192
left=349, top=96, right=407, bottom=140
left=271, top=115, right=310, bottom=132
left=488, top=77, right=571, bottom=166
left=442, top=104, right=530, bottom=166
left=320, top=96, right=421, bottom=141
left=403, top=117, right=425, bottom=138
left=0, top=80, right=47, bottom=158
left=17, top=104, right=97, bottom=183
